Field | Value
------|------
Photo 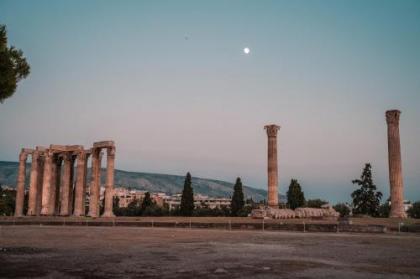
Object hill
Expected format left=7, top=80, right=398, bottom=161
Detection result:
left=0, top=161, right=270, bottom=201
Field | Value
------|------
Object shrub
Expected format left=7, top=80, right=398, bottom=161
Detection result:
left=333, top=203, right=350, bottom=217
left=408, top=202, right=420, bottom=219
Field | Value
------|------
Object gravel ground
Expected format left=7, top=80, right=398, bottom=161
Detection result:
left=1, top=225, right=419, bottom=278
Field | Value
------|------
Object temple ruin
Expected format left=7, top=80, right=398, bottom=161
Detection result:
left=14, top=141, right=115, bottom=218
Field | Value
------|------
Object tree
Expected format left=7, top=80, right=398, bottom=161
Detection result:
left=351, top=163, right=382, bottom=216
left=0, top=25, right=30, bottom=103
left=378, top=202, right=391, bottom=218
left=408, top=202, right=420, bottom=219
left=333, top=203, right=351, bottom=217
left=231, top=177, right=245, bottom=216
left=141, top=192, right=153, bottom=212
left=180, top=172, right=194, bottom=216
left=286, top=179, right=305, bottom=209
left=0, top=187, right=16, bottom=216
left=306, top=199, right=328, bottom=208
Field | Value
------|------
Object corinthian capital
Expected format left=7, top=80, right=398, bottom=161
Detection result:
left=386, top=110, right=401, bottom=125
left=264, top=124, right=280, bottom=137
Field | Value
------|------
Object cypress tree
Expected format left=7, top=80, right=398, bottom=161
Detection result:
left=287, top=179, right=305, bottom=209
left=180, top=172, right=194, bottom=216
left=231, top=177, right=245, bottom=216
left=141, top=192, right=153, bottom=212
left=351, top=163, right=382, bottom=216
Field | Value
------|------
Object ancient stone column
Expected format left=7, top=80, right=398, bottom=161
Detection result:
left=41, top=151, right=53, bottom=215
left=14, top=150, right=28, bottom=217
left=48, top=155, right=58, bottom=215
left=60, top=153, right=72, bottom=216
left=35, top=154, right=45, bottom=215
left=73, top=151, right=88, bottom=216
left=88, top=149, right=100, bottom=217
left=54, top=156, right=63, bottom=215
left=102, top=146, right=115, bottom=217
left=27, top=151, right=40, bottom=216
left=265, top=124, right=280, bottom=208
left=68, top=155, right=77, bottom=214
left=386, top=110, right=407, bottom=218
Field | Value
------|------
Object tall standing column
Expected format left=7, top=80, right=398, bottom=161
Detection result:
left=73, top=151, right=87, bottom=216
left=102, top=146, right=115, bottom=217
left=27, top=151, right=40, bottom=216
left=35, top=155, right=45, bottom=215
left=88, top=149, right=100, bottom=217
left=54, top=157, right=63, bottom=215
left=14, top=150, right=28, bottom=217
left=68, top=155, right=76, bottom=215
left=386, top=110, right=407, bottom=218
left=60, top=153, right=72, bottom=216
left=265, top=124, right=280, bottom=208
left=41, top=151, right=53, bottom=215
left=48, top=155, right=58, bottom=215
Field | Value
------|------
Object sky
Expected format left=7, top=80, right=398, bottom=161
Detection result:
left=0, top=0, right=419, bottom=203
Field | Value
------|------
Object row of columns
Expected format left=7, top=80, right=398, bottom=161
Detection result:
left=14, top=141, right=116, bottom=218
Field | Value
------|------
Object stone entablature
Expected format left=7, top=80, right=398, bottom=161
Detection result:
left=14, top=141, right=116, bottom=218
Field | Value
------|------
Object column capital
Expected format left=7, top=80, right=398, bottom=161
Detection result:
left=107, top=146, right=116, bottom=158
left=264, top=124, right=280, bottom=137
left=19, top=150, right=28, bottom=161
left=386, top=110, right=401, bottom=125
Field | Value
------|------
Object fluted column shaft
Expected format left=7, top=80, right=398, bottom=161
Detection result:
left=265, top=125, right=280, bottom=208
left=48, top=155, right=59, bottom=215
left=27, top=151, right=40, bottom=216
left=102, top=147, right=115, bottom=217
left=88, top=149, right=100, bottom=217
left=68, top=155, right=76, bottom=214
left=35, top=155, right=45, bottom=215
left=41, top=151, right=53, bottom=215
left=14, top=150, right=28, bottom=217
left=386, top=110, right=406, bottom=218
left=60, top=153, right=72, bottom=216
left=73, top=151, right=87, bottom=216
left=54, top=157, right=62, bottom=215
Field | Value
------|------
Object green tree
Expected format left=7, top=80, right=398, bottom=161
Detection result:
left=408, top=202, right=420, bottom=219
left=333, top=203, right=351, bottom=217
left=0, top=25, right=30, bottom=103
left=378, top=202, right=391, bottom=218
left=180, top=172, right=194, bottom=216
left=0, top=187, right=16, bottom=216
left=351, top=163, right=382, bottom=216
left=286, top=179, right=305, bottom=209
left=141, top=192, right=153, bottom=213
left=306, top=199, right=328, bottom=208
left=231, top=177, right=245, bottom=216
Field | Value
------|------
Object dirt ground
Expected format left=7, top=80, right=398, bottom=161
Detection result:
left=1, top=226, right=419, bottom=279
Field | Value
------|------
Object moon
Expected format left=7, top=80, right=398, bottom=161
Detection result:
left=243, top=47, right=250, bottom=54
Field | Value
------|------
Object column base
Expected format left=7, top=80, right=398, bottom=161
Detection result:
left=101, top=211, right=115, bottom=218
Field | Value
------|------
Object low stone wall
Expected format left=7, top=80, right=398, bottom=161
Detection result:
left=0, top=219, right=388, bottom=234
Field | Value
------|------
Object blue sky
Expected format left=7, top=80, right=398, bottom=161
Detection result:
left=0, top=0, right=419, bottom=203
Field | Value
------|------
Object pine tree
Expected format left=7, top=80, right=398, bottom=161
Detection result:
left=180, top=172, right=194, bottom=216
left=287, top=179, right=305, bottom=209
left=141, top=192, right=153, bottom=212
left=0, top=25, right=30, bottom=103
left=351, top=163, right=382, bottom=216
left=231, top=177, right=245, bottom=216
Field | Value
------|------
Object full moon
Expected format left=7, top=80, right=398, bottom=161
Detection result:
left=243, top=47, right=250, bottom=54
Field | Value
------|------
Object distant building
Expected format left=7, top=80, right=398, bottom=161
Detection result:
left=110, top=187, right=232, bottom=210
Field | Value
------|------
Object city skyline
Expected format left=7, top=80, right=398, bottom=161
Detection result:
left=0, top=0, right=419, bottom=203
